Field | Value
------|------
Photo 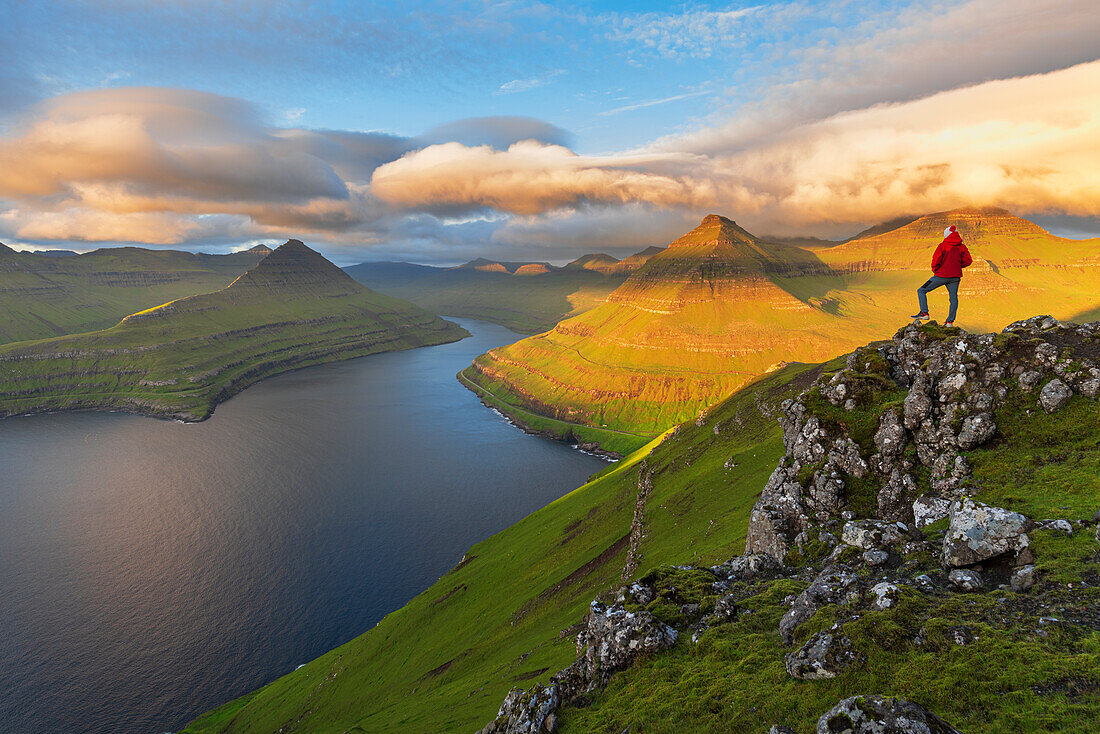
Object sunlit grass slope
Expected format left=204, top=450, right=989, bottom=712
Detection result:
left=465, top=209, right=1099, bottom=448
left=345, top=248, right=662, bottom=335
left=183, top=360, right=823, bottom=734
left=0, top=242, right=268, bottom=344
left=191, top=332, right=1098, bottom=734
left=559, top=366, right=1100, bottom=734
left=0, top=240, right=466, bottom=421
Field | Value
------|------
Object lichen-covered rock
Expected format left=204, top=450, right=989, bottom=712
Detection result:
left=785, top=624, right=859, bottom=679
left=1017, top=370, right=1042, bottom=392
left=874, top=408, right=907, bottom=458
left=712, top=552, right=782, bottom=582
left=841, top=520, right=907, bottom=550
left=816, top=695, right=962, bottom=734
left=1039, top=378, right=1073, bottom=413
left=862, top=549, right=889, bottom=567
left=477, top=685, right=560, bottom=734
left=780, top=565, right=860, bottom=644
left=877, top=469, right=918, bottom=523
left=576, top=601, right=678, bottom=690
left=912, top=496, right=952, bottom=528
left=948, top=569, right=983, bottom=592
left=941, top=498, right=1030, bottom=567
left=870, top=582, right=900, bottom=610
left=956, top=412, right=996, bottom=449
left=1010, top=564, right=1037, bottom=592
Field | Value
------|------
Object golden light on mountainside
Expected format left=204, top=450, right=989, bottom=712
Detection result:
left=464, top=209, right=1100, bottom=444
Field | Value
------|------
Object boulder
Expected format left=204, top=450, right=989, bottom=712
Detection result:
left=1039, top=379, right=1073, bottom=413
left=862, top=550, right=889, bottom=567
left=941, top=498, right=1030, bottom=567
left=948, top=569, right=983, bottom=592
left=780, top=565, right=860, bottom=644
left=816, top=695, right=962, bottom=734
left=1017, top=370, right=1042, bottom=393
left=912, top=496, right=952, bottom=529
left=956, top=412, right=996, bottom=449
left=1010, top=565, right=1037, bottom=593
left=841, top=520, right=906, bottom=550
left=785, top=624, right=859, bottom=680
left=576, top=601, right=678, bottom=689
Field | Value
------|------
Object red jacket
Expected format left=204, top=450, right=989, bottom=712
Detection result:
left=931, top=232, right=973, bottom=278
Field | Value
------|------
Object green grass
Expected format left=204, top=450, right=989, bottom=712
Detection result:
left=184, top=316, right=1099, bottom=734
left=0, top=246, right=266, bottom=345
left=183, top=362, right=817, bottom=734
left=0, top=243, right=467, bottom=421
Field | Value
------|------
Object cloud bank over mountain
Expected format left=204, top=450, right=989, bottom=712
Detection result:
left=1, top=0, right=1097, bottom=261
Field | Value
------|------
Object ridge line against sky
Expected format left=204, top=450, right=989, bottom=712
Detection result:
left=2, top=0, right=1098, bottom=265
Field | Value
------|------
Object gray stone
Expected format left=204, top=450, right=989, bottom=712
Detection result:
left=574, top=601, right=678, bottom=690
left=1080, top=377, right=1100, bottom=399
left=1038, top=519, right=1073, bottom=534
left=862, top=549, right=889, bottom=567
left=712, top=553, right=782, bottom=582
left=769, top=727, right=798, bottom=734
left=780, top=565, right=860, bottom=644
left=480, top=685, right=560, bottom=734
left=1039, top=378, right=1073, bottom=413
left=874, top=409, right=907, bottom=458
left=785, top=624, right=859, bottom=679
left=948, top=569, right=983, bottom=592
left=903, top=373, right=933, bottom=429
left=870, top=582, right=900, bottom=610
left=841, top=520, right=906, bottom=550
left=941, top=498, right=1030, bottom=567
left=1010, top=564, right=1036, bottom=592
left=816, top=695, right=961, bottom=733
left=957, top=412, right=996, bottom=449
left=1017, top=370, right=1042, bottom=393
left=912, top=496, right=952, bottom=528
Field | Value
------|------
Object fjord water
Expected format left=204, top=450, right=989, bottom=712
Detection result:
left=0, top=319, right=606, bottom=734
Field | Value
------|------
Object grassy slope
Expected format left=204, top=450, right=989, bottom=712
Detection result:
left=345, top=262, right=628, bottom=335
left=0, top=242, right=467, bottom=421
left=183, top=361, right=822, bottom=734
left=464, top=209, right=1100, bottom=449
left=0, top=245, right=265, bottom=344
left=561, top=386, right=1100, bottom=734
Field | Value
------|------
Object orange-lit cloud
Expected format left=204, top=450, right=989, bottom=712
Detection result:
left=370, top=61, right=1100, bottom=235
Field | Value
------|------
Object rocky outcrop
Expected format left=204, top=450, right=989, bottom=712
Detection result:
left=815, top=695, right=962, bottom=733
left=746, top=317, right=1098, bottom=563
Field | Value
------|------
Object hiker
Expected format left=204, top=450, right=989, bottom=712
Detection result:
left=911, top=224, right=972, bottom=327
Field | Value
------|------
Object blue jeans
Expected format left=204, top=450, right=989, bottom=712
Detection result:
left=917, top=276, right=960, bottom=321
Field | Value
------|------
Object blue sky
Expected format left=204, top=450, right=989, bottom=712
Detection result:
left=2, top=1, right=1098, bottom=263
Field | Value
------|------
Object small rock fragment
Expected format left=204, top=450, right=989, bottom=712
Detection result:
left=948, top=569, right=983, bottom=592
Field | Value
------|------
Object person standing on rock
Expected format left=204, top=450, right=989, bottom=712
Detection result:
left=911, top=224, right=972, bottom=327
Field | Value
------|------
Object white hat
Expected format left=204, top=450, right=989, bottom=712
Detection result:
left=943, top=225, right=957, bottom=238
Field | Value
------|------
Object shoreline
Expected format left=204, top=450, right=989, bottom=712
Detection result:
left=0, top=325, right=469, bottom=425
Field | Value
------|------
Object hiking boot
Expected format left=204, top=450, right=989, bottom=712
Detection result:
left=944, top=321, right=955, bottom=328
left=910, top=312, right=930, bottom=320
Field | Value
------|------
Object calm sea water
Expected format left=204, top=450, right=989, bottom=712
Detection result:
left=0, top=319, right=606, bottom=734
